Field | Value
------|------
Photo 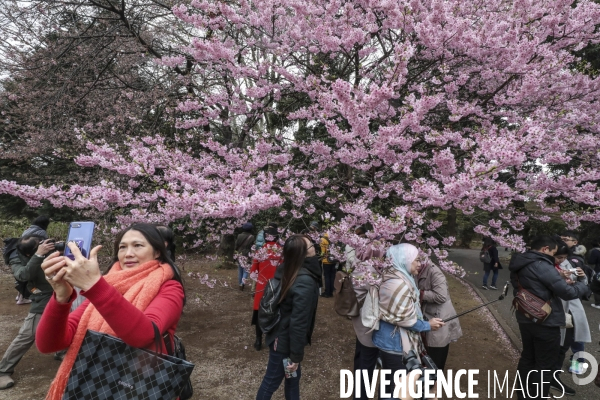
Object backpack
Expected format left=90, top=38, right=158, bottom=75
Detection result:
left=360, top=285, right=380, bottom=331
left=3, top=237, right=19, bottom=266
left=590, top=272, right=600, bottom=293
left=3, top=238, right=31, bottom=299
left=258, top=277, right=282, bottom=334
left=479, top=247, right=492, bottom=264
left=333, top=270, right=360, bottom=317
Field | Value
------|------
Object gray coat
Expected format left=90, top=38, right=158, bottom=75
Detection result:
left=558, top=261, right=591, bottom=344
left=417, top=263, right=462, bottom=347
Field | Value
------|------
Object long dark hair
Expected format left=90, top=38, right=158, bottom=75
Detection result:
left=555, top=240, right=570, bottom=256
left=111, top=223, right=186, bottom=305
left=279, top=234, right=310, bottom=302
left=482, top=237, right=496, bottom=249
left=155, top=225, right=176, bottom=260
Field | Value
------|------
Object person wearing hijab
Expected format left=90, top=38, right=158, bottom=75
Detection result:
left=372, top=243, right=445, bottom=398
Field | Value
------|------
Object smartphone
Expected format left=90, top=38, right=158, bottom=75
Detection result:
left=283, top=358, right=297, bottom=379
left=64, top=222, right=95, bottom=260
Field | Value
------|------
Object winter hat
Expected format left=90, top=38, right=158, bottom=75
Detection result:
left=242, top=222, right=254, bottom=232
left=264, top=226, right=279, bottom=238
left=573, top=244, right=587, bottom=257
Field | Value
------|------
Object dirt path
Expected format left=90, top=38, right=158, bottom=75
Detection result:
left=0, top=258, right=519, bottom=399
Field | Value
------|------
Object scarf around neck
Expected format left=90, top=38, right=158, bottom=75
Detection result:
left=46, top=259, right=174, bottom=400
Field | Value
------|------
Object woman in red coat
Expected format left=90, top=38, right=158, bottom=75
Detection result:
left=36, top=223, right=185, bottom=399
left=251, top=226, right=282, bottom=351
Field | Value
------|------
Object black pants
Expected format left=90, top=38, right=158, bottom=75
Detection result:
left=554, top=327, right=574, bottom=373
left=322, top=263, right=336, bottom=296
left=426, top=344, right=450, bottom=371
left=256, top=344, right=301, bottom=400
left=256, top=324, right=263, bottom=341
left=594, top=292, right=600, bottom=306
left=378, top=351, right=406, bottom=399
left=517, top=323, right=561, bottom=399
left=353, top=338, right=379, bottom=400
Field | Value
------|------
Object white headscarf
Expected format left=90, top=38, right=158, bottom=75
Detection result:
left=386, top=243, right=420, bottom=295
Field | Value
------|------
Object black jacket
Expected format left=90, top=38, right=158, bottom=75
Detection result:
left=486, top=246, right=502, bottom=269
left=509, top=251, right=589, bottom=327
left=589, top=248, right=600, bottom=272
left=265, top=256, right=321, bottom=363
left=10, top=252, right=53, bottom=314
left=235, top=232, right=255, bottom=256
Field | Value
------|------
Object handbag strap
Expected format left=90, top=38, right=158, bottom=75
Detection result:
left=151, top=322, right=165, bottom=355
left=514, top=271, right=524, bottom=291
left=514, top=264, right=552, bottom=303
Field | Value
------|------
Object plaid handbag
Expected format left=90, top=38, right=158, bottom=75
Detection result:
left=62, top=324, right=194, bottom=400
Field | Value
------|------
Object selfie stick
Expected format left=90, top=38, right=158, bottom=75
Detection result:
left=442, top=281, right=510, bottom=322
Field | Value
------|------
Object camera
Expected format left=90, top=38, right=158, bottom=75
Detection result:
left=44, top=239, right=66, bottom=252
left=403, top=350, right=438, bottom=400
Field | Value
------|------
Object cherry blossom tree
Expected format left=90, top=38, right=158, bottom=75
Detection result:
left=3, top=0, right=600, bottom=273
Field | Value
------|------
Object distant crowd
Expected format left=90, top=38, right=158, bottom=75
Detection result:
left=1, top=217, right=600, bottom=399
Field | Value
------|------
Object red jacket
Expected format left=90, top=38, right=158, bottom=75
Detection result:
left=251, top=242, right=282, bottom=310
left=36, top=277, right=184, bottom=354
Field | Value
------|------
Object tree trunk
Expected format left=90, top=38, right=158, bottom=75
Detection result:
left=446, top=208, right=457, bottom=240
left=218, top=233, right=236, bottom=268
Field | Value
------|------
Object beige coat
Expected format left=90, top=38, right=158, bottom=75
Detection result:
left=417, top=263, right=462, bottom=348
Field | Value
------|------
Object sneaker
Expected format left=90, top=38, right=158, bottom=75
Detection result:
left=490, top=286, right=498, bottom=290
left=568, top=360, right=579, bottom=374
left=569, top=359, right=587, bottom=374
left=550, top=376, right=576, bottom=396
left=482, top=285, right=488, bottom=290
left=591, top=304, right=600, bottom=309
left=16, top=298, right=32, bottom=305
left=0, top=375, right=14, bottom=390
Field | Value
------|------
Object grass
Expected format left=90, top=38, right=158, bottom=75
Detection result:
left=0, top=220, right=69, bottom=240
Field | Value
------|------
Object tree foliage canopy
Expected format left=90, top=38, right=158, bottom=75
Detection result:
left=2, top=0, right=600, bottom=270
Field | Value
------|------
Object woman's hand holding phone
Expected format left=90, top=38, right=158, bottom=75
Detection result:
left=42, top=242, right=103, bottom=302
left=41, top=251, right=73, bottom=303
left=60, top=242, right=103, bottom=292
left=286, top=362, right=298, bottom=373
